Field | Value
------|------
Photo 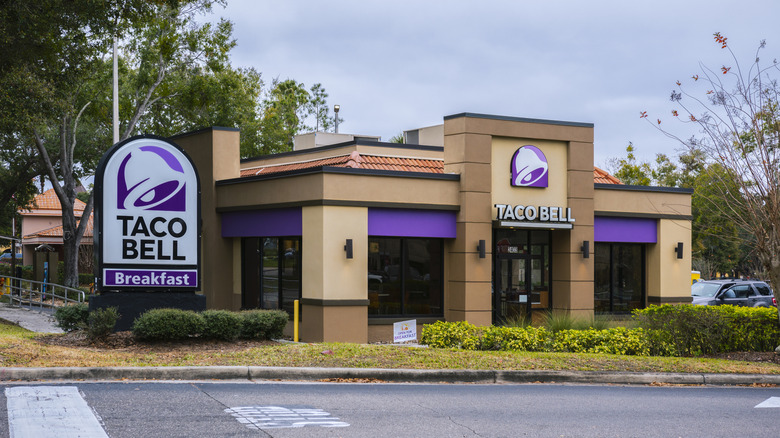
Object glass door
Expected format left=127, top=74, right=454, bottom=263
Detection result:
left=493, top=229, right=551, bottom=324
left=495, top=255, right=531, bottom=323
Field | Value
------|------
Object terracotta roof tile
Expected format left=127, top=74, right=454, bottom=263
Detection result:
left=20, top=188, right=87, bottom=214
left=594, top=167, right=623, bottom=184
left=241, top=153, right=622, bottom=184
left=241, top=153, right=445, bottom=176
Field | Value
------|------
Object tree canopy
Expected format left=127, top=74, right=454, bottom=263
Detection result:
left=0, top=0, right=341, bottom=286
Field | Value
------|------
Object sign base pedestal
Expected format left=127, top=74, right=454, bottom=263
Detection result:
left=89, top=292, right=207, bottom=331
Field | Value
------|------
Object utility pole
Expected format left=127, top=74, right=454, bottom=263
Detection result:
left=113, top=39, right=119, bottom=144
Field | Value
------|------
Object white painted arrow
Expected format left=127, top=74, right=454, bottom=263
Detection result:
left=755, top=397, right=780, bottom=408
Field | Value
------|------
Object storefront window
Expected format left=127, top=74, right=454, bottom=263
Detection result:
left=242, top=237, right=301, bottom=316
left=368, top=237, right=443, bottom=316
left=594, top=243, right=645, bottom=313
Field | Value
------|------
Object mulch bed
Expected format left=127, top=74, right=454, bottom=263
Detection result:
left=35, top=331, right=278, bottom=354
left=705, top=351, right=780, bottom=365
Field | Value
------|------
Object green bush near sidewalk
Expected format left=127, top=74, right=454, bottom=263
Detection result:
left=54, top=303, right=90, bottom=332
left=421, top=305, right=780, bottom=357
left=201, top=310, right=242, bottom=341
left=632, top=304, right=780, bottom=356
left=421, top=321, right=651, bottom=355
left=132, top=308, right=288, bottom=341
left=132, top=308, right=206, bottom=341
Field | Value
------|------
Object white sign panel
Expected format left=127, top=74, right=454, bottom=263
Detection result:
left=96, top=136, right=200, bottom=290
left=393, top=319, right=417, bottom=343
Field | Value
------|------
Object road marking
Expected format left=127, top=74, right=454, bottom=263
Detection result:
left=5, top=386, right=108, bottom=438
left=755, top=397, right=780, bottom=408
left=225, top=405, right=349, bottom=429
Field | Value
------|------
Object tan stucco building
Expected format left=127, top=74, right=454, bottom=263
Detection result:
left=172, top=113, right=692, bottom=343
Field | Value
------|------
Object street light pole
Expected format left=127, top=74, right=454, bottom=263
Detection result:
left=334, top=105, right=340, bottom=134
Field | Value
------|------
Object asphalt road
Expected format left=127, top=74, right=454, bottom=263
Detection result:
left=0, top=381, right=778, bottom=438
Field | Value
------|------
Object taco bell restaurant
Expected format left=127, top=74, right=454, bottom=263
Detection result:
left=172, top=113, right=692, bottom=343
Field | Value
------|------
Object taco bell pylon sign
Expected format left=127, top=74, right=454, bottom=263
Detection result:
left=95, top=135, right=201, bottom=291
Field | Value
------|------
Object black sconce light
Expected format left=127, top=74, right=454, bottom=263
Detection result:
left=344, top=239, right=353, bottom=259
left=675, top=242, right=683, bottom=259
left=581, top=240, right=590, bottom=259
left=477, top=240, right=486, bottom=258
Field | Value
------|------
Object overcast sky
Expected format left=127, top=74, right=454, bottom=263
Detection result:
left=207, top=0, right=779, bottom=168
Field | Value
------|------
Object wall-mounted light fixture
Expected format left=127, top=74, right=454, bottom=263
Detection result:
left=675, top=242, right=684, bottom=259
left=581, top=240, right=590, bottom=259
left=477, top=240, right=486, bottom=258
left=344, top=238, right=353, bottom=259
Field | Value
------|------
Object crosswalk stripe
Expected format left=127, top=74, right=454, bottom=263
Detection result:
left=5, top=386, right=108, bottom=438
left=755, top=397, right=780, bottom=408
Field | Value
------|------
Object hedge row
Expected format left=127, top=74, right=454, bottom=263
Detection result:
left=632, top=304, right=780, bottom=356
left=54, top=305, right=289, bottom=342
left=420, top=322, right=651, bottom=355
left=421, top=305, right=780, bottom=357
left=132, top=308, right=288, bottom=341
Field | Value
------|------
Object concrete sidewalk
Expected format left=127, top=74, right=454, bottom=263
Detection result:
left=0, top=302, right=63, bottom=334
left=0, top=302, right=778, bottom=386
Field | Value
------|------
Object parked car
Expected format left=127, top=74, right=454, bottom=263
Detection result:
left=0, top=253, right=22, bottom=263
left=691, top=279, right=776, bottom=307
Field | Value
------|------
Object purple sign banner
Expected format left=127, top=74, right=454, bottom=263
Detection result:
left=103, top=269, right=198, bottom=288
left=594, top=216, right=657, bottom=243
left=368, top=208, right=456, bottom=238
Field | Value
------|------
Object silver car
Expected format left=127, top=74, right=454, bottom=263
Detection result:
left=691, top=280, right=776, bottom=307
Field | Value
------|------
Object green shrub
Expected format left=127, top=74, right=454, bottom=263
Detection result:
left=550, top=327, right=651, bottom=356
left=422, top=321, right=650, bottom=355
left=202, top=310, right=242, bottom=341
left=54, top=303, right=89, bottom=332
left=239, top=309, right=288, bottom=339
left=420, top=320, right=479, bottom=348
left=633, top=304, right=780, bottom=356
left=489, top=326, right=551, bottom=352
left=86, top=307, right=119, bottom=340
left=132, top=308, right=205, bottom=341
left=714, top=306, right=780, bottom=352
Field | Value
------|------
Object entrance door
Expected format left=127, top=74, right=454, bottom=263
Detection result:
left=494, top=255, right=547, bottom=323
left=495, top=255, right=531, bottom=323
left=493, top=228, right=551, bottom=324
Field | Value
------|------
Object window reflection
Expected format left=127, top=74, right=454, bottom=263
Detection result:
left=594, top=242, right=644, bottom=313
left=368, top=237, right=443, bottom=316
left=242, top=237, right=301, bottom=318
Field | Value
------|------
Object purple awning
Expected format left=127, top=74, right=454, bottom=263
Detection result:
left=594, top=216, right=657, bottom=243
left=221, top=208, right=302, bottom=237
left=368, top=208, right=457, bottom=238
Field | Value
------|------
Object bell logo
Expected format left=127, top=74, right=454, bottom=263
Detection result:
left=511, top=145, right=548, bottom=188
left=117, top=146, right=187, bottom=212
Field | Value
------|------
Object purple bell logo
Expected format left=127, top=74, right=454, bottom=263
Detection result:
left=511, top=145, right=548, bottom=188
left=117, top=145, right=187, bottom=211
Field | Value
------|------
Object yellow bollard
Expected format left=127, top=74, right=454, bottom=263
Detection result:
left=293, top=299, right=299, bottom=342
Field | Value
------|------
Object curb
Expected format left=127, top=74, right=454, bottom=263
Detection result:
left=1, top=366, right=778, bottom=386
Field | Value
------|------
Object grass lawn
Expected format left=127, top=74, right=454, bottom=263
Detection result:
left=1, top=322, right=779, bottom=375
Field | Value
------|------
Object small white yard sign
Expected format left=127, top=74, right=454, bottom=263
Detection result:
left=393, top=319, right=417, bottom=343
